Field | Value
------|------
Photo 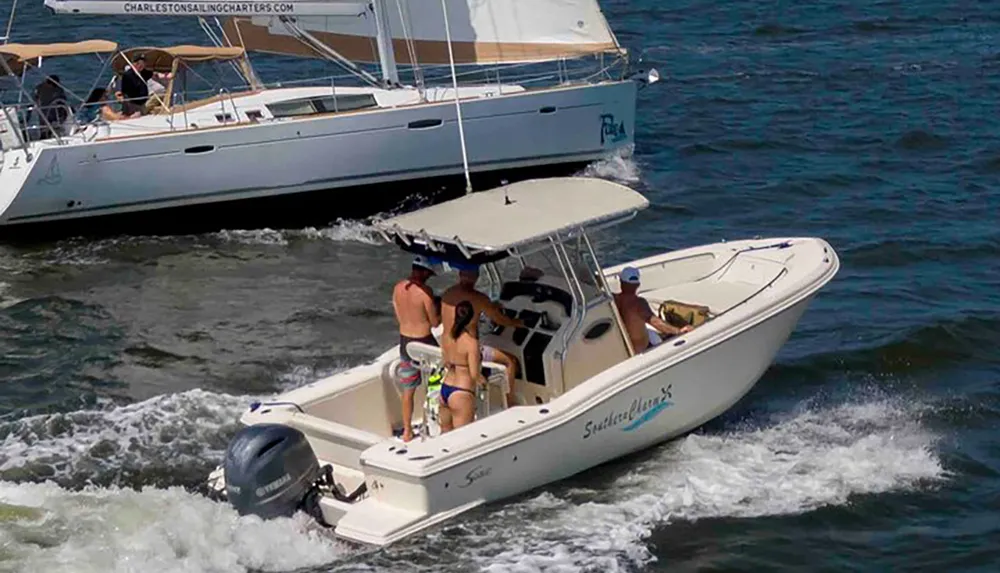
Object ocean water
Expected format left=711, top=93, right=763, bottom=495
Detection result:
left=2, top=0, right=999, bottom=571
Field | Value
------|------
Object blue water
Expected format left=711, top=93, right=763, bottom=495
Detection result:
left=1, top=0, right=998, bottom=571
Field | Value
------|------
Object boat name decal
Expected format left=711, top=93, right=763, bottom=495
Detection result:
left=123, top=1, right=297, bottom=15
left=582, top=384, right=673, bottom=439
left=457, top=465, right=492, bottom=488
left=255, top=473, right=291, bottom=497
left=600, top=113, right=627, bottom=145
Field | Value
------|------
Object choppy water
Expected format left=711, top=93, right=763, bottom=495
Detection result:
left=3, top=0, right=999, bottom=571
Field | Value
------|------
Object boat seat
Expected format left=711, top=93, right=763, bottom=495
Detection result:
left=404, top=341, right=510, bottom=414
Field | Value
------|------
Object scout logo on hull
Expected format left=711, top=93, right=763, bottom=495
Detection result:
left=582, top=385, right=673, bottom=439
left=458, top=465, right=492, bottom=488
left=600, top=113, right=627, bottom=145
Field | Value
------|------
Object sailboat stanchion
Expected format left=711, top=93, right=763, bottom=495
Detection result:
left=440, top=0, right=473, bottom=195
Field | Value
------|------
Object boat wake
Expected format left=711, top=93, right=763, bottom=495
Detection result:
left=408, top=394, right=946, bottom=573
left=0, top=382, right=945, bottom=573
left=213, top=219, right=383, bottom=247
left=580, top=145, right=641, bottom=184
left=0, top=480, right=349, bottom=573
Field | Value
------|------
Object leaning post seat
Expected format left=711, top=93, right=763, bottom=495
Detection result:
left=404, top=341, right=509, bottom=417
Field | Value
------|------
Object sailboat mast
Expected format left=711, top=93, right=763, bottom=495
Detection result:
left=371, top=0, right=399, bottom=86
left=2, top=0, right=18, bottom=44
left=440, top=0, right=472, bottom=194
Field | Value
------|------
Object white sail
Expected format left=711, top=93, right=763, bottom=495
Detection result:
left=226, top=0, right=622, bottom=65
left=43, top=0, right=368, bottom=17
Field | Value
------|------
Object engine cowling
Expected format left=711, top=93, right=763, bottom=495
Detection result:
left=223, top=423, right=321, bottom=520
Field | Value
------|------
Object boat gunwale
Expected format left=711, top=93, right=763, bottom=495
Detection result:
left=358, top=238, right=841, bottom=478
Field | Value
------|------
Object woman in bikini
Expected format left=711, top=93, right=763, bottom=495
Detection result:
left=439, top=300, right=484, bottom=432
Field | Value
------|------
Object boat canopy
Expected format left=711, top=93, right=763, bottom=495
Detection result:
left=112, top=45, right=246, bottom=73
left=376, top=178, right=649, bottom=265
left=0, top=39, right=118, bottom=74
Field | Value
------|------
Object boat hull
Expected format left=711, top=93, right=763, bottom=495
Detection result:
left=0, top=81, right=636, bottom=239
left=210, top=236, right=840, bottom=547
left=334, top=297, right=812, bottom=545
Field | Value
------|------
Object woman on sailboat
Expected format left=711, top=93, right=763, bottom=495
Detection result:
left=78, top=88, right=138, bottom=123
left=438, top=300, right=483, bottom=432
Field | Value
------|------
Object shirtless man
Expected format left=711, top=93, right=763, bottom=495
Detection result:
left=440, top=264, right=525, bottom=406
left=391, top=255, right=442, bottom=441
left=614, top=266, right=692, bottom=353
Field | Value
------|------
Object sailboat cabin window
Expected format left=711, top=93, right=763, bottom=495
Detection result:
left=266, top=94, right=378, bottom=118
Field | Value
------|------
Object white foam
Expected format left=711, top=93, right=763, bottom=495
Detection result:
left=0, top=389, right=251, bottom=482
left=0, top=480, right=348, bottom=573
left=0, top=281, right=24, bottom=309
left=214, top=228, right=291, bottom=246
left=214, top=220, right=380, bottom=246
left=467, top=397, right=945, bottom=572
left=580, top=146, right=641, bottom=184
left=291, top=220, right=381, bottom=245
left=0, top=357, right=345, bottom=485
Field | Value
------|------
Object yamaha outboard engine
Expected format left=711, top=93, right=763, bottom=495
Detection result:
left=223, top=424, right=324, bottom=522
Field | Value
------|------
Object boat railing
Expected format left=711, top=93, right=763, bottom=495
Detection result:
left=239, top=52, right=629, bottom=96
left=0, top=100, right=80, bottom=148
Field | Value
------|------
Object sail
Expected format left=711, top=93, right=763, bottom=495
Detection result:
left=224, top=0, right=622, bottom=66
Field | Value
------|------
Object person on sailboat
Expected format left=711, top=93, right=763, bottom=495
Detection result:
left=32, top=75, right=69, bottom=138
left=440, top=263, right=524, bottom=406
left=392, top=255, right=442, bottom=442
left=120, top=54, right=171, bottom=115
left=614, top=266, right=692, bottom=352
left=78, top=88, right=139, bottom=123
left=438, top=300, right=483, bottom=432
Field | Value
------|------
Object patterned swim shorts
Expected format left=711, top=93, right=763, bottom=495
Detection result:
left=397, top=359, right=421, bottom=390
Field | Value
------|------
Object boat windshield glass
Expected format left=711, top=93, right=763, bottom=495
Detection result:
left=488, top=228, right=624, bottom=301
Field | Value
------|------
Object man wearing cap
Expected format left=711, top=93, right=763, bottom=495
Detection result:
left=441, top=264, right=525, bottom=406
left=614, top=266, right=692, bottom=353
left=392, top=255, right=442, bottom=442
left=119, top=54, right=171, bottom=115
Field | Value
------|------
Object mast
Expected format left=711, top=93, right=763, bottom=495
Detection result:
left=371, top=0, right=398, bottom=86
left=2, top=0, right=17, bottom=44
left=440, top=0, right=471, bottom=194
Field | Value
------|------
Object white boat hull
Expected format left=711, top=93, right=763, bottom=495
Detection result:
left=0, top=81, right=636, bottom=235
left=337, top=297, right=812, bottom=545
left=211, top=236, right=840, bottom=547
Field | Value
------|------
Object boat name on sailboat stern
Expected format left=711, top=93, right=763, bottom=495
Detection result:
left=600, top=113, right=627, bottom=145
left=581, top=384, right=673, bottom=439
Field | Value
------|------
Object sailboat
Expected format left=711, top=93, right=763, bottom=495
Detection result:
left=0, top=0, right=657, bottom=238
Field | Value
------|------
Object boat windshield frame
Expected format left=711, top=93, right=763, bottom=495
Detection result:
left=377, top=187, right=642, bottom=362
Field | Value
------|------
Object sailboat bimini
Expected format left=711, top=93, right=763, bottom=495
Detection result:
left=0, top=0, right=655, bottom=237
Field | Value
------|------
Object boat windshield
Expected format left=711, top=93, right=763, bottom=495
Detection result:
left=485, top=228, right=622, bottom=305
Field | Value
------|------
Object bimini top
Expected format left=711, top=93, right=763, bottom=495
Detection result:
left=0, top=40, right=118, bottom=74
left=112, top=45, right=246, bottom=74
left=376, top=177, right=649, bottom=264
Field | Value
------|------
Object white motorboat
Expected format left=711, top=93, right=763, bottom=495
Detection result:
left=206, top=176, right=841, bottom=547
left=0, top=0, right=653, bottom=237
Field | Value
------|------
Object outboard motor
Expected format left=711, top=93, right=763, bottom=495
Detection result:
left=223, top=424, right=324, bottom=522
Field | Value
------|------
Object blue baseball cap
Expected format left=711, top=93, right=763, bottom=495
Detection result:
left=413, top=255, right=442, bottom=274
left=445, top=260, right=479, bottom=273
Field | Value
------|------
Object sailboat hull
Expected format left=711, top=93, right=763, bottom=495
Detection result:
left=0, top=81, right=636, bottom=239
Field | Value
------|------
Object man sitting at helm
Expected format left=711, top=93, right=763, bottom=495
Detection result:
left=440, top=262, right=525, bottom=406
left=614, top=266, right=692, bottom=353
